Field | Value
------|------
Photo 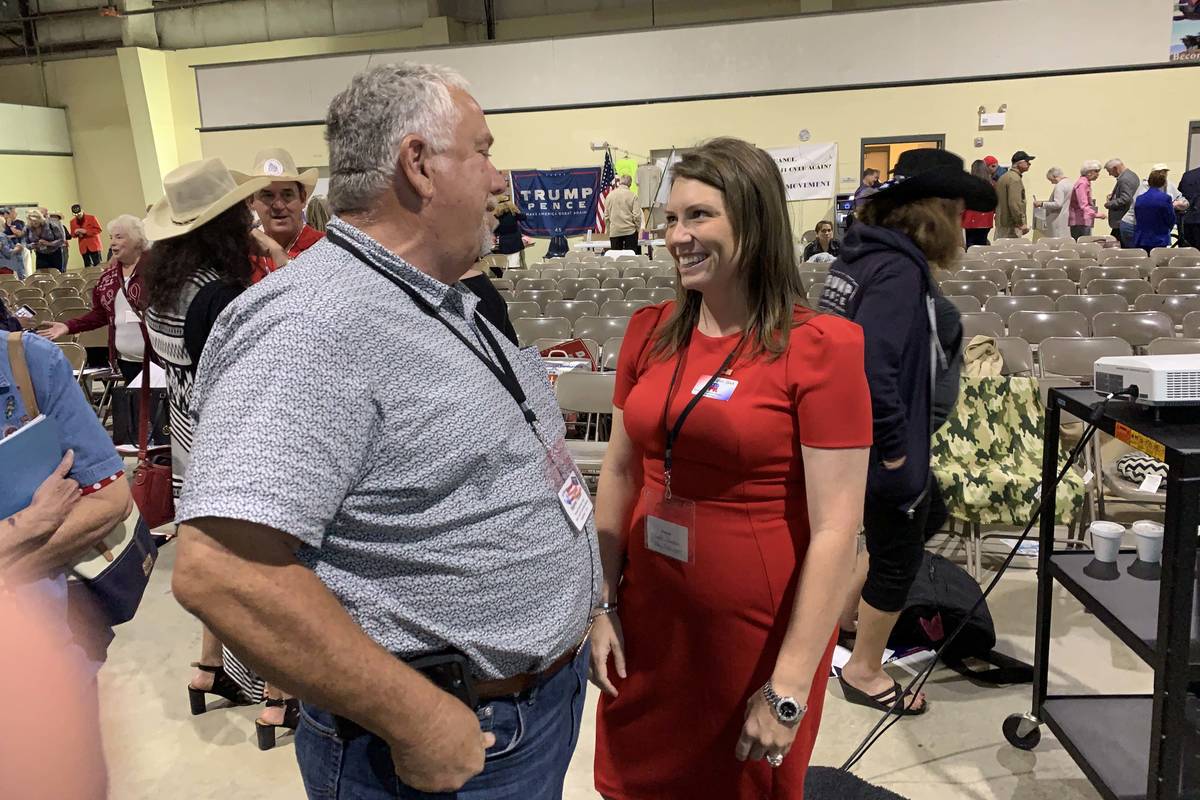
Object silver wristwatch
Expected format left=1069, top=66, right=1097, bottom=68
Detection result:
left=761, top=681, right=806, bottom=726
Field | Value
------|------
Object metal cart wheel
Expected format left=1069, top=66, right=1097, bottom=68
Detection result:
left=1002, top=713, right=1042, bottom=750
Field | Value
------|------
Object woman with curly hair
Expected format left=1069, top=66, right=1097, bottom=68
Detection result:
left=141, top=157, right=289, bottom=740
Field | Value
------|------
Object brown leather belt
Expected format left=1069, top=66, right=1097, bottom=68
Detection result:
left=474, top=645, right=577, bottom=701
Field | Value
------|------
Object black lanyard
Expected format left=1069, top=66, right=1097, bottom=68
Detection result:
left=661, top=332, right=746, bottom=498
left=326, top=229, right=537, bottom=428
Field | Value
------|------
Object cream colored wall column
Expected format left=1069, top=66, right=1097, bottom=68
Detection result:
left=118, top=47, right=180, bottom=210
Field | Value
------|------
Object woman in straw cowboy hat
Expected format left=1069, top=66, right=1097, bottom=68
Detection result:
left=141, top=157, right=282, bottom=735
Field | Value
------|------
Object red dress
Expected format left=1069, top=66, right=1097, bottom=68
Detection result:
left=595, top=303, right=872, bottom=800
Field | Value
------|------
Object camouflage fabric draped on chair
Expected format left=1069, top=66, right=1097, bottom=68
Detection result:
left=932, top=375, right=1086, bottom=577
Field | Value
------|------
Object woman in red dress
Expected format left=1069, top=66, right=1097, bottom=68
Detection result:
left=590, top=137, right=873, bottom=799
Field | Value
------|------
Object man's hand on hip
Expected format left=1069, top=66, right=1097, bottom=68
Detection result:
left=388, top=690, right=495, bottom=792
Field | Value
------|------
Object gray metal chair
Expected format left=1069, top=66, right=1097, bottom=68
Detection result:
left=600, top=337, right=624, bottom=371
left=1149, top=266, right=1200, bottom=291
left=489, top=278, right=514, bottom=291
left=512, top=316, right=571, bottom=346
left=1010, top=267, right=1068, bottom=284
left=1079, top=265, right=1142, bottom=287
left=1186, top=311, right=1200, bottom=338
left=600, top=300, right=650, bottom=317
left=1046, top=258, right=1099, bottom=283
left=1056, top=293, right=1129, bottom=321
left=574, top=315, right=631, bottom=342
left=539, top=267, right=580, bottom=280
left=1086, top=278, right=1152, bottom=306
left=1157, top=278, right=1200, bottom=296
left=1038, top=336, right=1132, bottom=380
left=557, top=277, right=600, bottom=299
left=577, top=288, right=624, bottom=305
left=581, top=267, right=620, bottom=282
left=984, top=294, right=1053, bottom=325
left=1098, top=248, right=1151, bottom=263
left=956, top=268, right=1008, bottom=289
left=1008, top=310, right=1089, bottom=345
left=554, top=370, right=617, bottom=480
left=939, top=279, right=1000, bottom=305
left=648, top=275, right=677, bottom=289
left=1167, top=255, right=1200, bottom=270
left=602, top=277, right=646, bottom=294
left=1011, top=279, right=1077, bottom=300
left=1090, top=311, right=1173, bottom=352
left=960, top=311, right=1006, bottom=339
left=945, top=295, right=982, bottom=314
left=1151, top=246, right=1200, bottom=266
left=995, top=336, right=1035, bottom=376
left=1146, top=337, right=1200, bottom=355
left=515, top=289, right=564, bottom=308
left=1133, top=294, right=1200, bottom=327
left=543, top=300, right=600, bottom=325
left=504, top=301, right=542, bottom=319
left=626, top=287, right=674, bottom=303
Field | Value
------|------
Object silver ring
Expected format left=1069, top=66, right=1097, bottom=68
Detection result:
left=767, top=753, right=784, bottom=768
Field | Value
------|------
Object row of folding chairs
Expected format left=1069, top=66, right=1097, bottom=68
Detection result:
left=499, top=286, right=675, bottom=306
left=536, top=336, right=623, bottom=371
left=513, top=315, right=632, bottom=347
left=949, top=265, right=1200, bottom=290
left=957, top=253, right=1200, bottom=277
left=508, top=298, right=653, bottom=322
left=961, top=308, right=1200, bottom=350
left=495, top=265, right=675, bottom=283
left=941, top=276, right=1200, bottom=306
left=965, top=245, right=1199, bottom=267
left=948, top=292, right=1200, bottom=328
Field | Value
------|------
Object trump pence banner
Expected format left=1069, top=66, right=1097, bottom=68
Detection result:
left=511, top=167, right=602, bottom=236
left=767, top=143, right=838, bottom=201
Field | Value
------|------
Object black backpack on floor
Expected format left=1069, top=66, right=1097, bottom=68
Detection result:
left=889, top=551, right=1032, bottom=685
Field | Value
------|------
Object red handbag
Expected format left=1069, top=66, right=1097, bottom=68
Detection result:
left=131, top=326, right=174, bottom=528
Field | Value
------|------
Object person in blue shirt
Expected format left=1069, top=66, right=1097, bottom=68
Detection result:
left=1, top=331, right=133, bottom=670
left=1133, top=170, right=1177, bottom=252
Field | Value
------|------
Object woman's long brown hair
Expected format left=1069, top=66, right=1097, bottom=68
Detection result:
left=651, top=138, right=806, bottom=362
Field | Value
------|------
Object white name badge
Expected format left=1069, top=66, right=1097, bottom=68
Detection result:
left=690, top=374, right=738, bottom=401
left=642, top=488, right=697, bottom=563
left=558, top=471, right=594, bottom=533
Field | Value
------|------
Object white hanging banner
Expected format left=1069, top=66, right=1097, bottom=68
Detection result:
left=768, top=143, right=838, bottom=201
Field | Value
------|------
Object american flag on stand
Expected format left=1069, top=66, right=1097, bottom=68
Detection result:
left=593, top=150, right=617, bottom=234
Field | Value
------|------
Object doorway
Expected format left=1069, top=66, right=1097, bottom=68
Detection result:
left=860, top=135, right=945, bottom=180
left=1188, top=120, right=1200, bottom=171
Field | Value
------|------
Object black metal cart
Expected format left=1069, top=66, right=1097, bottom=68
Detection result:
left=1003, top=387, right=1200, bottom=800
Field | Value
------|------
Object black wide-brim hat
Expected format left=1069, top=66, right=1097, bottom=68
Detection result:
left=870, top=149, right=997, bottom=212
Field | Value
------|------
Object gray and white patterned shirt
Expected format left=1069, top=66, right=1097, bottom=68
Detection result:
left=176, top=218, right=599, bottom=679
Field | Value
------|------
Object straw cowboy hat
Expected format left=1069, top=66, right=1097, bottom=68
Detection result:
left=232, top=147, right=319, bottom=191
left=144, top=157, right=271, bottom=242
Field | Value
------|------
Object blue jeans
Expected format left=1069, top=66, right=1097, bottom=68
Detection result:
left=1119, top=221, right=1137, bottom=249
left=295, top=646, right=589, bottom=800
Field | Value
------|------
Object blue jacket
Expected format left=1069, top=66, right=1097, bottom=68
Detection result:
left=1133, top=189, right=1176, bottom=249
left=819, top=224, right=935, bottom=510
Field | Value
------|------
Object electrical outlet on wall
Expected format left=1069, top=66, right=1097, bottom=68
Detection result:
left=974, top=137, right=984, bottom=148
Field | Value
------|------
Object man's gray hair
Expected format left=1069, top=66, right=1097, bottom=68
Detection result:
left=1046, top=166, right=1064, bottom=180
left=107, top=213, right=147, bottom=252
left=1080, top=160, right=1102, bottom=175
left=325, top=62, right=470, bottom=214
left=1104, top=158, right=1123, bottom=170
left=619, top=174, right=632, bottom=186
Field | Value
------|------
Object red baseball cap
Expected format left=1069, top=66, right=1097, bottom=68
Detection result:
left=983, top=155, right=999, bottom=167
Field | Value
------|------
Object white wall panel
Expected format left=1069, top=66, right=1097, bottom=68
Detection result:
left=0, top=104, right=73, bottom=154
left=195, top=0, right=1173, bottom=129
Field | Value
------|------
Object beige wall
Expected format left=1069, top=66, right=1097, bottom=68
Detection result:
left=0, top=56, right=143, bottom=250
left=197, top=65, right=1200, bottom=240
left=0, top=155, right=79, bottom=219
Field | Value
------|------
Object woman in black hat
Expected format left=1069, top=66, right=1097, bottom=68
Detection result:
left=819, top=149, right=995, bottom=716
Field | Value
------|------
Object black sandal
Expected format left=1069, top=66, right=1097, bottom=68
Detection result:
left=835, top=668, right=927, bottom=716
left=188, top=663, right=249, bottom=715
left=256, top=698, right=300, bottom=751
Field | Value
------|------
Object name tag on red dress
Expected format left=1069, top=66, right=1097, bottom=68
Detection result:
left=643, top=488, right=696, bottom=563
left=690, top=375, right=738, bottom=401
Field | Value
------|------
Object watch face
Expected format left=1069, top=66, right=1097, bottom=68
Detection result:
left=778, top=699, right=801, bottom=722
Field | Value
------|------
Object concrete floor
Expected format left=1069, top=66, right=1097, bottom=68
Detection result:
left=97, top=527, right=1157, bottom=800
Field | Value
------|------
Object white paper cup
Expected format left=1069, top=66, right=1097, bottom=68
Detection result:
left=1089, top=521, right=1125, bottom=563
left=1131, top=520, right=1164, bottom=565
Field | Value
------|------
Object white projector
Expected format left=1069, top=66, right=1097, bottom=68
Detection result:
left=1094, top=354, right=1200, bottom=406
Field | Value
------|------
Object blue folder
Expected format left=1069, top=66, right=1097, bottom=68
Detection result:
left=0, top=414, right=64, bottom=520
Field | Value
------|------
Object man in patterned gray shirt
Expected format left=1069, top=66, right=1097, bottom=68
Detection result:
left=171, top=62, right=600, bottom=798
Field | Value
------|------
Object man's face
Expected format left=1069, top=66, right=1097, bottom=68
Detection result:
left=252, top=181, right=306, bottom=244
left=426, top=88, right=506, bottom=266
left=987, top=163, right=998, bottom=177
left=73, top=209, right=83, bottom=220
left=865, top=172, right=878, bottom=187
left=817, top=223, right=833, bottom=245
left=1015, top=160, right=1031, bottom=174
left=1106, top=165, right=1119, bottom=178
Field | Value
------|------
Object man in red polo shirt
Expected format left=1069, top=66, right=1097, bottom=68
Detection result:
left=68, top=204, right=104, bottom=267
left=235, top=148, right=325, bottom=283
